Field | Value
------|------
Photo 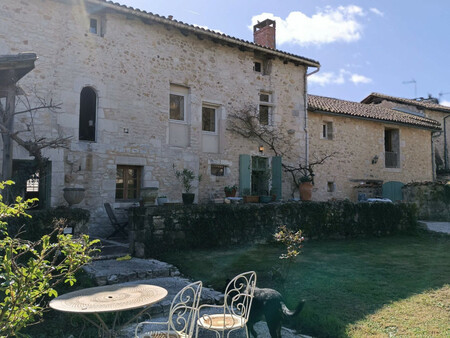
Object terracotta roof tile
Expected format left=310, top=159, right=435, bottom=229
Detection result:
left=308, top=95, right=441, bottom=130
left=361, top=92, right=450, bottom=113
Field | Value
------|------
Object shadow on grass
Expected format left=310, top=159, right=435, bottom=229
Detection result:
left=159, top=231, right=450, bottom=337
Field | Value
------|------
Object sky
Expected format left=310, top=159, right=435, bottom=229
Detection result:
left=116, top=0, right=450, bottom=106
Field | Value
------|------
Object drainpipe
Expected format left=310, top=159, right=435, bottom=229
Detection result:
left=432, top=130, right=441, bottom=181
left=444, top=115, right=450, bottom=170
left=304, top=66, right=320, bottom=166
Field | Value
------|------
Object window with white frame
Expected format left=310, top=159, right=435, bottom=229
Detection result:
left=259, top=92, right=273, bottom=125
left=321, top=121, right=333, bottom=140
left=169, top=85, right=188, bottom=121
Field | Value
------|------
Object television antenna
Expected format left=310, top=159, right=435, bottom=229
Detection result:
left=402, top=79, right=417, bottom=98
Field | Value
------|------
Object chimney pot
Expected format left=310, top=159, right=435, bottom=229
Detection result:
left=253, top=19, right=276, bottom=49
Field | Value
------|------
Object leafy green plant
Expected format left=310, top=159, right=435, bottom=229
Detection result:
left=242, top=188, right=251, bottom=196
left=224, top=185, right=238, bottom=194
left=173, top=165, right=202, bottom=193
left=0, top=181, right=98, bottom=336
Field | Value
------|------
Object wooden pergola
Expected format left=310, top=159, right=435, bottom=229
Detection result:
left=0, top=53, right=37, bottom=180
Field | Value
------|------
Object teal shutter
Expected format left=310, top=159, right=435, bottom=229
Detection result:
left=271, top=156, right=282, bottom=200
left=382, top=181, right=404, bottom=202
left=239, top=154, right=251, bottom=196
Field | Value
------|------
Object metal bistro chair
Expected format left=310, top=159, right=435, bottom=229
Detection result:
left=104, top=202, right=128, bottom=239
left=196, top=271, right=257, bottom=338
left=135, top=281, right=203, bottom=338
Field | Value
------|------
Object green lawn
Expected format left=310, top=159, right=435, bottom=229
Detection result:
left=159, top=231, right=450, bottom=337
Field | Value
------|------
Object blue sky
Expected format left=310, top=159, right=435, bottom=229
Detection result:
left=118, top=0, right=450, bottom=106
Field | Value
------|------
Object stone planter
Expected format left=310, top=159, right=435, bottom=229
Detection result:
left=243, top=195, right=259, bottom=203
left=63, top=187, right=85, bottom=206
left=141, top=187, right=158, bottom=206
left=299, top=182, right=313, bottom=201
left=157, top=197, right=168, bottom=205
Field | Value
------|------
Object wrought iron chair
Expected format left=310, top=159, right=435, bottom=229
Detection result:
left=135, top=281, right=203, bottom=338
left=196, top=271, right=257, bottom=338
left=104, top=202, right=128, bottom=239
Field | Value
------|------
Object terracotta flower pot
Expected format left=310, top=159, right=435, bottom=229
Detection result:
left=299, top=182, right=313, bottom=201
left=224, top=188, right=237, bottom=197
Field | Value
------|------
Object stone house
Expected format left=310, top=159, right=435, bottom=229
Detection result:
left=361, top=93, right=450, bottom=174
left=308, top=95, right=441, bottom=201
left=0, top=0, right=320, bottom=236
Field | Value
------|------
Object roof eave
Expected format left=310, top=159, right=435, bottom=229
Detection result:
left=90, top=0, right=320, bottom=68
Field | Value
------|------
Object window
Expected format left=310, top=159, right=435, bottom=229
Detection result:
left=211, top=164, right=225, bottom=176
left=259, top=92, right=273, bottom=125
left=89, top=18, right=98, bottom=34
left=253, top=61, right=262, bottom=72
left=327, top=181, right=335, bottom=192
left=79, top=87, right=97, bottom=141
left=385, top=128, right=400, bottom=168
left=116, top=165, right=141, bottom=200
left=170, top=94, right=185, bottom=120
left=321, top=122, right=333, bottom=140
left=202, top=106, right=216, bottom=132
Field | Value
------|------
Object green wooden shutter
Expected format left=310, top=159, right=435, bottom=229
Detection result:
left=382, top=181, right=404, bottom=202
left=271, top=156, right=282, bottom=201
left=239, top=154, right=251, bottom=196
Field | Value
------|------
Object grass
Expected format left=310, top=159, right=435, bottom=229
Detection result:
left=158, top=231, right=450, bottom=337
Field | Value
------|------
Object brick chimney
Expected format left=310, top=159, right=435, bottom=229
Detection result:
left=253, top=19, right=276, bottom=49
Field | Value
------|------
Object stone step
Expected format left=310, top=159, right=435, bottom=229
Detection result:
left=91, top=237, right=130, bottom=260
left=83, top=258, right=181, bottom=286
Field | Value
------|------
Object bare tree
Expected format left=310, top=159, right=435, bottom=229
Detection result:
left=228, top=105, right=335, bottom=196
left=0, top=89, right=70, bottom=198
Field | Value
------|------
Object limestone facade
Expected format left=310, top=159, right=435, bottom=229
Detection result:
left=0, top=0, right=318, bottom=236
left=308, top=105, right=436, bottom=201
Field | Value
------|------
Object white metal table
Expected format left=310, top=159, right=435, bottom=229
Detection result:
left=50, top=283, right=168, bottom=337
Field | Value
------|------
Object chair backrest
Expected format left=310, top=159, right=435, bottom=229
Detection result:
left=224, top=271, right=257, bottom=324
left=104, top=202, right=118, bottom=225
left=168, top=281, right=203, bottom=337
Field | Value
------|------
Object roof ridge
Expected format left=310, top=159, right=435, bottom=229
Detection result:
left=95, top=0, right=320, bottom=67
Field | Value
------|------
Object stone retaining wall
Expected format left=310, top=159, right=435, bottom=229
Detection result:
left=129, top=202, right=418, bottom=258
left=403, top=182, right=450, bottom=221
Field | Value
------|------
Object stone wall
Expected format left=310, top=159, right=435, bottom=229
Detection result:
left=1, top=0, right=309, bottom=236
left=308, top=111, right=433, bottom=201
left=129, top=202, right=418, bottom=258
left=403, top=182, right=450, bottom=221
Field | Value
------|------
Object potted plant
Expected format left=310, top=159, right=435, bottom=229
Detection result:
left=224, top=184, right=238, bottom=197
left=157, top=195, right=168, bottom=205
left=174, top=166, right=202, bottom=205
left=299, top=175, right=313, bottom=201
left=242, top=188, right=259, bottom=203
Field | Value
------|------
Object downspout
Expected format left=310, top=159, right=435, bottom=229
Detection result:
left=432, top=130, right=441, bottom=181
left=443, top=115, right=450, bottom=170
left=304, top=66, right=320, bottom=167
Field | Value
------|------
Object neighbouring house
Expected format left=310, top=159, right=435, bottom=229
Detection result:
left=308, top=95, right=441, bottom=201
left=361, top=93, right=450, bottom=174
left=0, top=0, right=320, bottom=236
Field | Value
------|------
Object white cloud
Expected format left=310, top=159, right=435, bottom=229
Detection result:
left=440, top=100, right=450, bottom=107
left=250, top=5, right=365, bottom=46
left=370, top=8, right=384, bottom=17
left=309, top=69, right=372, bottom=86
left=193, top=24, right=224, bottom=34
left=350, top=74, right=372, bottom=85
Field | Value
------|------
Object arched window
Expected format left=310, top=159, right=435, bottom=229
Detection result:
left=79, top=87, right=97, bottom=141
